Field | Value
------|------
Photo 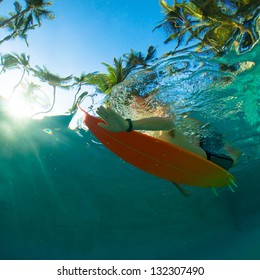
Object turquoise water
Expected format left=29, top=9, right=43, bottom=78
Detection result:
left=0, top=43, right=259, bottom=260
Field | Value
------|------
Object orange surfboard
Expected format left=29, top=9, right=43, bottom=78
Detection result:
left=82, top=110, right=236, bottom=187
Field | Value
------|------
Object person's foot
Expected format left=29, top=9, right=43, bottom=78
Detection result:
left=171, top=182, right=192, bottom=197
left=224, top=144, right=241, bottom=165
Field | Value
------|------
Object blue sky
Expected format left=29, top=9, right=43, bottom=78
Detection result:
left=0, top=0, right=171, bottom=115
left=1, top=0, right=168, bottom=75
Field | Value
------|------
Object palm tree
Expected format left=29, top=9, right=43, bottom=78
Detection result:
left=20, top=81, right=45, bottom=112
left=22, top=81, right=41, bottom=101
left=124, top=46, right=157, bottom=69
left=0, top=13, right=35, bottom=46
left=83, top=46, right=157, bottom=95
left=0, top=52, right=32, bottom=99
left=83, top=57, right=131, bottom=95
left=154, top=0, right=259, bottom=54
left=72, top=73, right=89, bottom=101
left=0, top=0, right=54, bottom=29
left=68, top=73, right=96, bottom=114
left=83, top=72, right=110, bottom=94
left=0, top=53, right=20, bottom=75
left=68, top=91, right=89, bottom=114
left=10, top=53, right=32, bottom=94
left=102, top=58, right=128, bottom=90
left=31, top=66, right=72, bottom=117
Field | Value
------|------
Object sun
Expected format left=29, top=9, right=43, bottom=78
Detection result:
left=6, top=97, right=32, bottom=118
left=0, top=70, right=47, bottom=119
left=0, top=70, right=32, bottom=118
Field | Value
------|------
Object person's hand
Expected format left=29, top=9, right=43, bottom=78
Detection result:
left=96, top=106, right=129, bottom=132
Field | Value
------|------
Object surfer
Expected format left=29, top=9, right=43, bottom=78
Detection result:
left=96, top=106, right=241, bottom=196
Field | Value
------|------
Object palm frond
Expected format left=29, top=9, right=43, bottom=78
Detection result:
left=84, top=72, right=111, bottom=94
left=145, top=46, right=157, bottom=61
left=1, top=53, right=19, bottom=69
left=156, top=0, right=260, bottom=55
left=33, top=65, right=72, bottom=87
left=14, top=2, right=22, bottom=14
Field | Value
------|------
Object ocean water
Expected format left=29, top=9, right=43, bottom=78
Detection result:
left=0, top=44, right=259, bottom=260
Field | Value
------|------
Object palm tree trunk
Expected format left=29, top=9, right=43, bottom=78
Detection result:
left=10, top=69, right=26, bottom=97
left=47, top=86, right=57, bottom=113
left=31, top=86, right=56, bottom=118
left=71, top=85, right=82, bottom=110
left=0, top=8, right=29, bottom=28
left=0, top=32, right=15, bottom=45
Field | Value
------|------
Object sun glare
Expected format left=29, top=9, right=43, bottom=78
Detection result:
left=7, top=97, right=32, bottom=118
left=0, top=70, right=32, bottom=118
left=0, top=71, right=46, bottom=119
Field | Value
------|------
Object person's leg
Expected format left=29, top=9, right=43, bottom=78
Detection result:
left=156, top=128, right=206, bottom=196
left=157, top=128, right=207, bottom=159
left=172, top=182, right=192, bottom=197
left=224, top=143, right=241, bottom=165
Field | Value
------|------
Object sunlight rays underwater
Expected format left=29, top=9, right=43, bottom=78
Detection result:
left=0, top=46, right=259, bottom=258
left=0, top=0, right=259, bottom=260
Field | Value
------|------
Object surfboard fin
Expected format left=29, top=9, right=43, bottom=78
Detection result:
left=229, top=178, right=238, bottom=188
left=227, top=184, right=235, bottom=193
left=211, top=187, right=219, bottom=197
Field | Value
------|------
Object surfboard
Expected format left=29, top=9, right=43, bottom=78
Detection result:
left=82, top=110, right=236, bottom=188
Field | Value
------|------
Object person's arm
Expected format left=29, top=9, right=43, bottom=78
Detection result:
left=129, top=116, right=174, bottom=131
left=96, top=106, right=174, bottom=132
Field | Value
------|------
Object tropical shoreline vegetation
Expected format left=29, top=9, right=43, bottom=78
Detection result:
left=155, top=0, right=260, bottom=56
left=0, top=0, right=54, bottom=45
left=0, top=0, right=259, bottom=118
